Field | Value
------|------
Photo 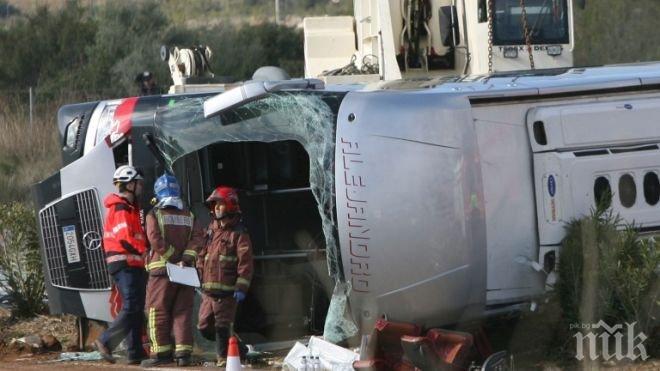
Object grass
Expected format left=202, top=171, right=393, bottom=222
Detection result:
left=573, top=0, right=660, bottom=66
left=0, top=98, right=61, bottom=204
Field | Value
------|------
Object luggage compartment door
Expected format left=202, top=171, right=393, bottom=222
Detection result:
left=528, top=97, right=660, bottom=253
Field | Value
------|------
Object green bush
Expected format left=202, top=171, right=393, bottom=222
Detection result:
left=0, top=0, right=309, bottom=100
left=0, top=1, right=96, bottom=96
left=0, top=202, right=46, bottom=317
left=557, top=206, right=660, bottom=355
left=573, top=0, right=660, bottom=67
left=204, top=22, right=304, bottom=80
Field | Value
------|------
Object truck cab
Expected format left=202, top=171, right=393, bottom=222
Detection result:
left=304, top=0, right=574, bottom=81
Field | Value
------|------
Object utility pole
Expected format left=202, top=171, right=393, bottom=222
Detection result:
left=275, top=0, right=281, bottom=25
left=29, top=87, right=33, bottom=127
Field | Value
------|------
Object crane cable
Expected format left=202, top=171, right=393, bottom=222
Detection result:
left=520, top=0, right=536, bottom=69
left=488, top=0, right=536, bottom=72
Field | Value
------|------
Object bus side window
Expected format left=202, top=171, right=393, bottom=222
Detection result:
left=113, top=140, right=129, bottom=167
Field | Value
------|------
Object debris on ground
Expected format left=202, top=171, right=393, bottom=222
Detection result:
left=0, top=311, right=77, bottom=360
left=283, top=342, right=308, bottom=369
left=283, top=336, right=358, bottom=370
left=58, top=351, right=103, bottom=362
left=12, top=334, right=43, bottom=350
left=0, top=309, right=656, bottom=370
left=247, top=348, right=287, bottom=369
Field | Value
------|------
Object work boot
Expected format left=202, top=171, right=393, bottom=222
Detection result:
left=215, top=327, right=230, bottom=358
left=93, top=339, right=115, bottom=364
left=127, top=357, right=145, bottom=365
left=175, top=355, right=192, bottom=367
left=140, top=355, right=172, bottom=367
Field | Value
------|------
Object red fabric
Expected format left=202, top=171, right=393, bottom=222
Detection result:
left=425, top=329, right=473, bottom=364
left=360, top=319, right=422, bottom=369
left=105, top=97, right=138, bottom=145
left=102, top=193, right=147, bottom=268
left=109, top=283, right=122, bottom=318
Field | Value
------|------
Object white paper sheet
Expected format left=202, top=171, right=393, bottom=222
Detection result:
left=166, top=262, right=201, bottom=287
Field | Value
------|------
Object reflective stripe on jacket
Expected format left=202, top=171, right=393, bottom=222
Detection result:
left=198, top=217, right=253, bottom=297
left=145, top=207, right=205, bottom=275
left=102, top=193, right=147, bottom=274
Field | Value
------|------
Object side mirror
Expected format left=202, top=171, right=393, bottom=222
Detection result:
left=439, top=6, right=460, bottom=47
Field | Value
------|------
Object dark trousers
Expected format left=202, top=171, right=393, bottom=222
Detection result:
left=197, top=293, right=238, bottom=332
left=197, top=293, right=238, bottom=357
left=99, top=267, right=147, bottom=359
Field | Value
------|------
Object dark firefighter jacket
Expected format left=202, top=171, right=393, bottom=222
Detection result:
left=197, top=217, right=253, bottom=297
left=145, top=207, right=205, bottom=276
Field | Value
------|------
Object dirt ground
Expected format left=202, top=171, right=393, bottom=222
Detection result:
left=0, top=308, right=282, bottom=370
left=0, top=353, right=282, bottom=370
left=0, top=345, right=285, bottom=370
left=0, top=305, right=657, bottom=370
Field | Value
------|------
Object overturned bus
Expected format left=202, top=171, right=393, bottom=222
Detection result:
left=33, top=62, right=660, bottom=347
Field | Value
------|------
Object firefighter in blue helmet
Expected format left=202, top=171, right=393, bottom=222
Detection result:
left=141, top=173, right=205, bottom=367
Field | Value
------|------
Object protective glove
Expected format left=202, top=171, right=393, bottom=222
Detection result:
left=233, top=290, right=246, bottom=303
left=181, top=255, right=195, bottom=267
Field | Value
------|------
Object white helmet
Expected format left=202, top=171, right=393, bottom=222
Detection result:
left=113, top=165, right=144, bottom=184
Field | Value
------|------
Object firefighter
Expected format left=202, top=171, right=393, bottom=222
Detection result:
left=141, top=173, right=205, bottom=367
left=135, top=70, right=160, bottom=96
left=197, top=186, right=254, bottom=367
left=94, top=165, right=148, bottom=364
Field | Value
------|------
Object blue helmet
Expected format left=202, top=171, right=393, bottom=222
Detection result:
left=154, top=173, right=181, bottom=201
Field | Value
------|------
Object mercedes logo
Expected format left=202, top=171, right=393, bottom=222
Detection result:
left=82, top=231, right=102, bottom=251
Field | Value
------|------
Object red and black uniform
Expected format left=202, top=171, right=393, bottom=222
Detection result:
left=98, top=193, right=148, bottom=361
left=144, top=206, right=205, bottom=360
left=197, top=215, right=253, bottom=357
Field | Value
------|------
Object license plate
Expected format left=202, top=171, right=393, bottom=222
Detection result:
left=62, top=225, right=81, bottom=264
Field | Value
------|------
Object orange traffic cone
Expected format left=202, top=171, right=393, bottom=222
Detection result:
left=226, top=336, right=242, bottom=371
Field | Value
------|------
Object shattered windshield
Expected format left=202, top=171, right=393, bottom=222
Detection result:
left=493, top=0, right=569, bottom=45
left=153, top=91, right=345, bottom=281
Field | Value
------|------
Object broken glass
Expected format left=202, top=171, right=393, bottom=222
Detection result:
left=153, top=91, right=358, bottom=342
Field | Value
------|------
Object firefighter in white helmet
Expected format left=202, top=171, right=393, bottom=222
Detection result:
left=94, top=165, right=148, bottom=365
